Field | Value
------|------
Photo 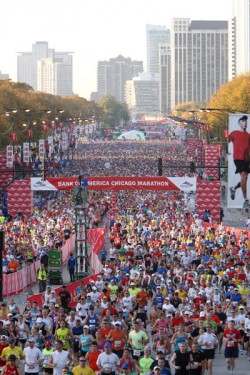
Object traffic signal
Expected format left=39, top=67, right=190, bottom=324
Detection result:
left=158, top=158, right=163, bottom=176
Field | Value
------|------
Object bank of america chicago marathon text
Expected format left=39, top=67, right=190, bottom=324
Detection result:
left=57, top=180, right=170, bottom=187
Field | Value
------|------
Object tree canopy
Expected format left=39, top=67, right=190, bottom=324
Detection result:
left=0, top=81, right=130, bottom=148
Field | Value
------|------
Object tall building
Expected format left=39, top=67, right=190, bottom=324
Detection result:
left=159, top=43, right=171, bottom=115
left=125, top=72, right=160, bottom=120
left=17, top=41, right=73, bottom=96
left=146, top=25, right=170, bottom=74
left=170, top=19, right=228, bottom=109
left=229, top=0, right=250, bottom=79
left=97, top=55, right=143, bottom=102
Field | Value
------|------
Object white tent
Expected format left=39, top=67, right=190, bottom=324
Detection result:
left=118, top=130, right=145, bottom=140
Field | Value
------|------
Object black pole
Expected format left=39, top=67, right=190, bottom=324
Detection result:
left=0, top=231, right=4, bottom=301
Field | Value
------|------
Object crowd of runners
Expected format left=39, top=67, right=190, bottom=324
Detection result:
left=0, top=137, right=250, bottom=375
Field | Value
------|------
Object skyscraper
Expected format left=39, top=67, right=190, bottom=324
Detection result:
left=97, top=55, right=143, bottom=102
left=229, top=0, right=250, bottom=79
left=170, top=19, right=228, bottom=109
left=146, top=25, right=170, bottom=74
left=17, top=41, right=73, bottom=96
left=159, top=43, right=171, bottom=115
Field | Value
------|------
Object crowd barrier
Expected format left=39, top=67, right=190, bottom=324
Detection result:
left=27, top=228, right=105, bottom=306
left=3, top=228, right=105, bottom=298
left=3, top=260, right=40, bottom=298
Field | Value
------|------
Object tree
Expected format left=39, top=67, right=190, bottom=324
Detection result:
left=99, top=96, right=130, bottom=128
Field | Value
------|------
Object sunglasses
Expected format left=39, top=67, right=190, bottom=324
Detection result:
left=80, top=359, right=86, bottom=362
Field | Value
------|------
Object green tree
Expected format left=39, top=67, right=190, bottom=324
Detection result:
left=99, top=96, right=130, bottom=128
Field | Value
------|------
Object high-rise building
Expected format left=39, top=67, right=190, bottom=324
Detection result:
left=146, top=25, right=170, bottom=74
left=97, top=55, right=143, bottom=102
left=229, top=0, right=250, bottom=79
left=17, top=41, right=73, bottom=96
left=170, top=19, right=228, bottom=109
left=159, top=43, right=171, bottom=115
left=125, top=72, right=160, bottom=120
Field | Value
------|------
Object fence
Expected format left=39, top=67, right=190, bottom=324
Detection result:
left=3, top=227, right=104, bottom=298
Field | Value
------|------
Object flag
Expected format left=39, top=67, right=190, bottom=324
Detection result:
left=113, top=135, right=119, bottom=140
left=136, top=134, right=141, bottom=140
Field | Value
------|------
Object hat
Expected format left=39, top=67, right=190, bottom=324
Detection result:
left=45, top=341, right=51, bottom=346
left=8, top=338, right=15, bottom=343
left=154, top=366, right=161, bottom=370
left=239, top=306, right=245, bottom=309
left=130, top=282, right=135, bottom=285
left=83, top=325, right=89, bottom=329
left=239, top=115, right=248, bottom=122
left=234, top=288, right=238, bottom=290
left=1, top=335, right=7, bottom=340
left=7, top=313, right=13, bottom=317
left=46, top=285, right=52, bottom=289
left=55, top=304, right=59, bottom=307
left=36, top=318, right=43, bottom=323
left=90, top=280, right=95, bottom=283
left=92, top=286, right=97, bottom=290
left=184, top=311, right=190, bottom=315
left=28, top=338, right=35, bottom=343
left=157, top=348, right=165, bottom=353
left=104, top=342, right=111, bottom=347
left=115, top=321, right=121, bottom=325
left=200, top=311, right=205, bottom=317
left=122, top=363, right=130, bottom=369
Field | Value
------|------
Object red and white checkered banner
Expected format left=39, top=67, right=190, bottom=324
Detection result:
left=196, top=180, right=221, bottom=223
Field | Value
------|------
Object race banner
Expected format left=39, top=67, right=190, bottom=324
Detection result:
left=227, top=113, right=250, bottom=208
left=31, top=176, right=183, bottom=191
left=47, top=136, right=54, bottom=157
left=23, top=142, right=30, bottom=164
left=6, top=145, right=13, bottom=168
left=39, top=139, right=45, bottom=159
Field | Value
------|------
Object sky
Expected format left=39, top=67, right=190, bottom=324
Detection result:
left=0, top=0, right=232, bottom=100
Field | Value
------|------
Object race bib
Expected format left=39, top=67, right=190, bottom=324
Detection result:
left=133, top=349, right=141, bottom=357
left=114, top=341, right=121, bottom=347
left=28, top=363, right=35, bottom=369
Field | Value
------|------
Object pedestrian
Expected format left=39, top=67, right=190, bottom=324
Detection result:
left=23, top=337, right=43, bottom=375
left=67, top=253, right=76, bottom=282
left=224, top=320, right=242, bottom=375
left=37, top=263, right=48, bottom=293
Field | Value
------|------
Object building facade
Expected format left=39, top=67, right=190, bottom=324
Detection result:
left=17, top=41, right=73, bottom=96
left=229, top=0, right=250, bottom=79
left=159, top=43, right=171, bottom=115
left=125, top=72, right=160, bottom=120
left=146, top=25, right=170, bottom=74
left=97, top=55, right=143, bottom=102
left=170, top=19, right=228, bottom=109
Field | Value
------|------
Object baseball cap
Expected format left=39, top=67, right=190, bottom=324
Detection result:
left=45, top=341, right=51, bottom=346
left=104, top=342, right=111, bottom=347
left=200, top=311, right=205, bottom=317
left=36, top=318, right=43, bottom=323
left=28, top=338, right=36, bottom=343
left=83, top=325, right=89, bottom=329
left=8, top=338, right=15, bottom=343
left=154, top=366, right=161, bottom=370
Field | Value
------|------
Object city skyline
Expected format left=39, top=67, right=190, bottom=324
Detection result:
left=0, top=0, right=231, bottom=100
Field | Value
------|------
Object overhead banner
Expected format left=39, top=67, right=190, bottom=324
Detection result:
left=30, top=176, right=187, bottom=191
left=23, top=142, right=30, bottom=164
left=6, top=145, right=13, bottom=168
left=227, top=113, right=250, bottom=208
